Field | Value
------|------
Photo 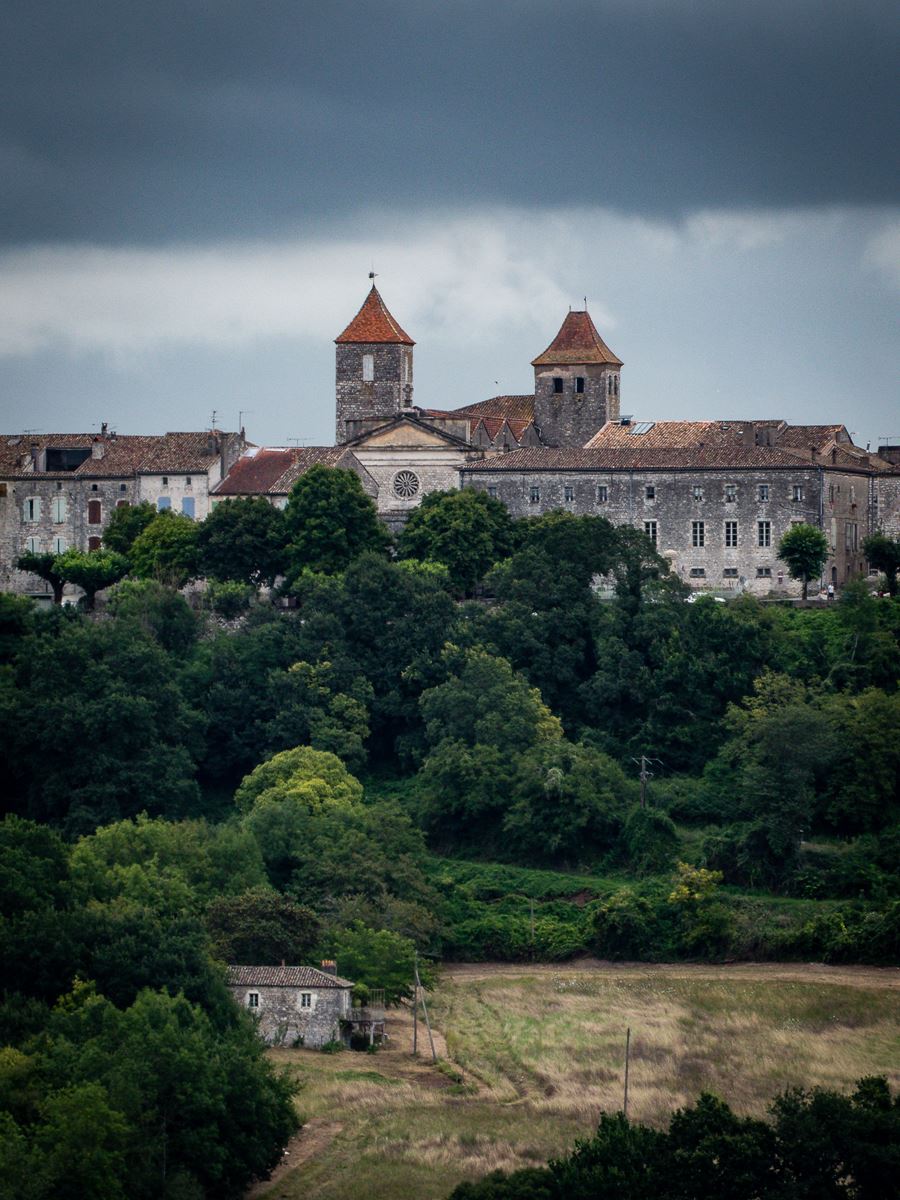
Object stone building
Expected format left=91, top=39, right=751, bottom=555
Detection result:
left=461, top=420, right=886, bottom=593
left=227, top=962, right=354, bottom=1047
left=0, top=428, right=245, bottom=598
left=250, top=281, right=891, bottom=593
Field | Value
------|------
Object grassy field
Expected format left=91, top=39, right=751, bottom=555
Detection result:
left=250, top=962, right=900, bottom=1200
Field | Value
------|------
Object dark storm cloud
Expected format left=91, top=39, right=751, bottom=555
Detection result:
left=1, top=0, right=897, bottom=244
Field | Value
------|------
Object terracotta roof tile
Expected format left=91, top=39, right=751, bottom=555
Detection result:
left=462, top=444, right=868, bottom=472
left=531, top=311, right=622, bottom=367
left=215, top=446, right=345, bottom=496
left=227, top=964, right=354, bottom=988
left=0, top=431, right=233, bottom=478
left=447, top=395, right=536, bottom=421
left=334, top=285, right=414, bottom=345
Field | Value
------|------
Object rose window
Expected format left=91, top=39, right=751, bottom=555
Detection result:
left=392, top=470, right=420, bottom=500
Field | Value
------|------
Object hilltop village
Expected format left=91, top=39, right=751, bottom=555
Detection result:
left=3, top=282, right=899, bottom=599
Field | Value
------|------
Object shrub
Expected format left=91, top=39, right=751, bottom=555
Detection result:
left=207, top=580, right=255, bottom=618
left=618, top=806, right=679, bottom=875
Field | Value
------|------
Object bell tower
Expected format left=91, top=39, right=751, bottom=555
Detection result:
left=334, top=280, right=415, bottom=444
left=532, top=309, right=622, bottom=447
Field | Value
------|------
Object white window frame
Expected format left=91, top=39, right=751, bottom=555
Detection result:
left=644, top=520, right=657, bottom=546
left=692, top=485, right=704, bottom=502
left=529, top=486, right=541, bottom=505
left=692, top=520, right=705, bottom=548
left=758, top=520, right=771, bottom=548
left=725, top=520, right=738, bottom=548
left=724, top=484, right=737, bottom=503
left=247, top=992, right=260, bottom=1009
left=299, top=992, right=314, bottom=1010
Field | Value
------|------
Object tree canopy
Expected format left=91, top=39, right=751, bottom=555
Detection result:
left=778, top=523, right=828, bottom=599
left=397, top=487, right=516, bottom=595
left=282, top=465, right=391, bottom=579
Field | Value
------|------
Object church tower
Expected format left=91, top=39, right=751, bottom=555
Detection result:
left=532, top=309, right=622, bottom=447
left=334, top=283, right=415, bottom=444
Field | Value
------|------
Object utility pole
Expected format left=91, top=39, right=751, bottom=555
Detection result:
left=623, top=1027, right=631, bottom=1118
left=414, top=953, right=437, bottom=1063
left=631, top=755, right=661, bottom=808
left=412, top=952, right=418, bottom=1056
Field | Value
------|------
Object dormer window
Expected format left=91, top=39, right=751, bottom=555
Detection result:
left=362, top=354, right=374, bottom=382
left=552, top=377, right=563, bottom=394
left=575, top=377, right=585, bottom=394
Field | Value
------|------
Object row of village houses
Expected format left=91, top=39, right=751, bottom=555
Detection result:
left=2, top=418, right=898, bottom=601
left=2, top=287, right=899, bottom=600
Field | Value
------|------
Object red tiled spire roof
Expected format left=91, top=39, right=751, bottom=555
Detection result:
left=334, top=285, right=414, bottom=345
left=531, top=310, right=622, bottom=367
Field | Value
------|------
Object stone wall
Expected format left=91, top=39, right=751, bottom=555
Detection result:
left=461, top=463, right=872, bottom=596
left=336, top=343, right=413, bottom=444
left=1, top=474, right=139, bottom=596
left=229, top=982, right=352, bottom=1047
left=533, top=363, right=619, bottom=447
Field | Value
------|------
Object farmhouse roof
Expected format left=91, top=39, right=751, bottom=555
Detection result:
left=335, top=285, right=414, bottom=345
left=531, top=311, right=622, bottom=367
left=227, top=964, right=354, bottom=989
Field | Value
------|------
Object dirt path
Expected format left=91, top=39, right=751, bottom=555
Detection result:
left=440, top=959, right=899, bottom=990
left=246, top=1120, right=344, bottom=1198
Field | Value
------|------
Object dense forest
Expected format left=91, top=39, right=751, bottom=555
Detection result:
left=2, top=467, right=899, bottom=1197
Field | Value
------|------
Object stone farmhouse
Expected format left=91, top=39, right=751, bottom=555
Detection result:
left=213, top=283, right=899, bottom=595
left=226, top=961, right=386, bottom=1048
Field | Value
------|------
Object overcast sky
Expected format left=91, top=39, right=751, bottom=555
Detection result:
left=1, top=0, right=897, bottom=449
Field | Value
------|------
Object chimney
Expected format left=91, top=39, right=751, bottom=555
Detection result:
left=91, top=437, right=105, bottom=460
left=320, top=960, right=337, bottom=977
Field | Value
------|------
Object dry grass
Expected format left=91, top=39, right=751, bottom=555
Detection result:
left=250, top=963, right=900, bottom=1200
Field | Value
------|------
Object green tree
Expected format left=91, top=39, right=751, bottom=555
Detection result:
left=198, top=497, right=287, bottom=585
left=235, top=746, right=364, bottom=813
left=52, top=549, right=129, bottom=610
left=328, top=922, right=430, bottom=1004
left=106, top=578, right=199, bottom=655
left=283, top=465, right=391, bottom=579
left=502, top=741, right=636, bottom=865
left=3, top=620, right=202, bottom=831
left=618, top=805, right=679, bottom=875
left=397, top=488, right=515, bottom=595
left=101, top=501, right=156, bottom=555
left=862, top=532, right=900, bottom=596
left=129, top=510, right=200, bottom=585
left=44, top=984, right=298, bottom=1198
left=206, top=886, right=320, bottom=964
left=15, top=552, right=67, bottom=605
left=419, top=647, right=562, bottom=753
left=777, top=523, right=828, bottom=599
